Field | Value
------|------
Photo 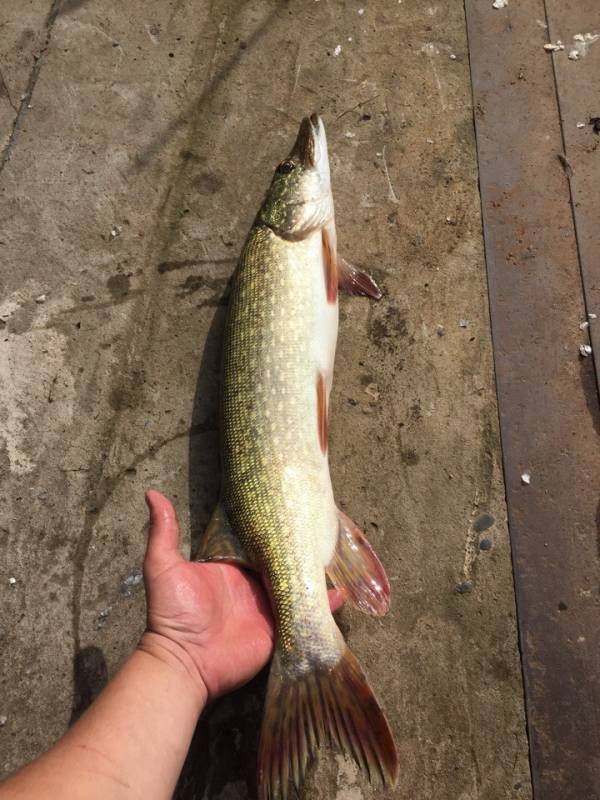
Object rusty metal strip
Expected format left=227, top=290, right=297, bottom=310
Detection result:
left=464, top=2, right=600, bottom=798
left=544, top=0, right=600, bottom=390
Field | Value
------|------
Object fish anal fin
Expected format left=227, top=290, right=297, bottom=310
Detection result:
left=194, top=503, right=254, bottom=569
left=326, top=510, right=391, bottom=616
left=258, top=647, right=398, bottom=800
left=338, top=256, right=383, bottom=300
left=322, top=224, right=338, bottom=304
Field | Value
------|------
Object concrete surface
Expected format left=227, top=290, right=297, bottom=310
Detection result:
left=0, top=1, right=532, bottom=798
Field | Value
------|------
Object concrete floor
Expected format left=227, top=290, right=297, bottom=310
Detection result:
left=0, top=1, right=531, bottom=798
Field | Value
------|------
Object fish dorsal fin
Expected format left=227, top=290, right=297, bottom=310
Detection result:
left=326, top=509, right=390, bottom=616
left=194, top=503, right=255, bottom=569
left=338, top=256, right=382, bottom=300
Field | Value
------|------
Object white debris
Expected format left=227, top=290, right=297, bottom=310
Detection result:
left=0, top=716, right=7, bottom=726
left=347, top=36, right=353, bottom=42
left=333, top=44, right=342, bottom=57
left=450, top=53, right=457, bottom=60
left=121, top=570, right=143, bottom=596
left=521, top=472, right=531, bottom=485
left=365, top=383, right=380, bottom=401
left=8, top=577, right=16, bottom=585
left=544, top=41, right=565, bottom=52
left=492, top=0, right=508, bottom=8
left=588, top=312, right=597, bottom=320
left=358, top=7, right=364, bottom=15
left=110, top=226, right=122, bottom=238
left=96, top=606, right=113, bottom=629
left=577, top=121, right=586, bottom=128
left=568, top=32, right=600, bottom=60
left=35, top=294, right=46, bottom=304
left=426, top=138, right=434, bottom=144
left=579, top=344, right=593, bottom=357
left=536, top=19, right=548, bottom=30
left=344, top=131, right=356, bottom=139
left=459, top=319, right=468, bottom=328
left=580, top=321, right=590, bottom=330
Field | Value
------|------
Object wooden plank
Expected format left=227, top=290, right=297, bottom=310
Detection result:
left=464, top=2, right=600, bottom=798
left=545, top=0, right=600, bottom=387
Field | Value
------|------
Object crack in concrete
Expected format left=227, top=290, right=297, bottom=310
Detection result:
left=0, top=0, right=62, bottom=175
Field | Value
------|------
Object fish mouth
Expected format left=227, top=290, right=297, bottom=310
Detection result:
left=289, top=113, right=330, bottom=182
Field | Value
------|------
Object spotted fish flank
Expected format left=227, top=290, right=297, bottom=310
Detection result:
left=196, top=114, right=397, bottom=800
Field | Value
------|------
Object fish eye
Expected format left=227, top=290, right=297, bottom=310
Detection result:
left=277, top=160, right=295, bottom=175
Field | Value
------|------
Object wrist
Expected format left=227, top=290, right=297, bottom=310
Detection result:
left=137, top=631, right=209, bottom=710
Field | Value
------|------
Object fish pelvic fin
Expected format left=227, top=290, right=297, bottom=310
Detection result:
left=258, top=646, right=399, bottom=800
left=326, top=509, right=391, bottom=616
left=338, top=256, right=383, bottom=300
left=193, top=502, right=255, bottom=569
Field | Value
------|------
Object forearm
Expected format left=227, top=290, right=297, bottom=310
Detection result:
left=0, top=633, right=207, bottom=800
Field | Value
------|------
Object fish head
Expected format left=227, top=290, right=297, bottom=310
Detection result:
left=259, top=114, right=333, bottom=238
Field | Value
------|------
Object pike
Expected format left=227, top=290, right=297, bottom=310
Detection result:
left=198, top=114, right=399, bottom=799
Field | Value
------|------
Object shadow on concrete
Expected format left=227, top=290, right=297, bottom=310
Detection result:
left=69, top=645, right=108, bottom=724
left=131, top=0, right=291, bottom=173
left=174, top=670, right=268, bottom=800
left=175, top=284, right=267, bottom=800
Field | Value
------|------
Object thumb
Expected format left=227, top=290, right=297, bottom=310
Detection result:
left=144, top=490, right=183, bottom=577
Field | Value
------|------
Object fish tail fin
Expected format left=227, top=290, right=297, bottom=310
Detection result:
left=258, top=646, right=398, bottom=800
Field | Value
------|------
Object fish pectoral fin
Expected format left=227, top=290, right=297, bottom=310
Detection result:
left=326, top=509, right=391, bottom=616
left=258, top=645, right=398, bottom=800
left=193, top=503, right=255, bottom=569
left=338, top=256, right=383, bottom=300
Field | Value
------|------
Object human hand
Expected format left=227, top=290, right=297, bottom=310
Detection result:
left=141, top=490, right=344, bottom=704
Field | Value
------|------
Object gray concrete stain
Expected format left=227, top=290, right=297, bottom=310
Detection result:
left=0, top=0, right=531, bottom=797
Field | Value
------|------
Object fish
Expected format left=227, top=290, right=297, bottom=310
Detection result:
left=198, top=113, right=398, bottom=799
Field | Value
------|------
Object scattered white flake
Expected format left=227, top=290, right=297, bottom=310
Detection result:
left=521, top=471, right=531, bottom=485
left=426, top=138, right=434, bottom=144
left=568, top=32, right=600, bottom=60
left=358, top=7, right=364, bottom=15
left=492, top=0, right=508, bottom=8
left=344, top=131, right=356, bottom=139
left=8, top=577, right=16, bottom=585
left=588, top=312, right=597, bottom=320
left=0, top=716, right=6, bottom=726
left=536, top=19, right=548, bottom=29
left=110, top=225, right=122, bottom=238
left=333, top=44, right=342, bottom=57
left=35, top=294, right=46, bottom=304
left=579, top=343, right=593, bottom=357
left=544, top=41, right=565, bottom=52
left=97, top=606, right=113, bottom=629
left=577, top=121, right=586, bottom=128
left=459, top=319, right=468, bottom=328
left=365, top=383, right=380, bottom=401
left=580, top=321, right=590, bottom=330
left=121, top=569, right=143, bottom=596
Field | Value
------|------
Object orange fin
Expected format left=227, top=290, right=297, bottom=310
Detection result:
left=339, top=256, right=383, bottom=300
left=326, top=509, right=391, bottom=616
left=322, top=224, right=338, bottom=304
left=258, top=647, right=398, bottom=800
left=193, top=503, right=255, bottom=569
left=316, top=372, right=328, bottom=454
